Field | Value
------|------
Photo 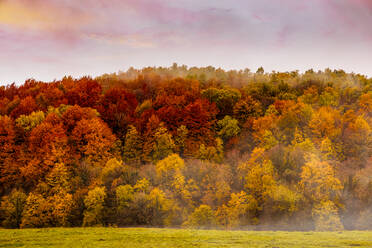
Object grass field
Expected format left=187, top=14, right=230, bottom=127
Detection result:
left=1, top=228, right=372, bottom=248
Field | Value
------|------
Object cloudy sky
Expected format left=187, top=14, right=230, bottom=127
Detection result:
left=0, top=0, right=371, bottom=84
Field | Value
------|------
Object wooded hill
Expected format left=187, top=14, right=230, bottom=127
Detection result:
left=1, top=65, right=372, bottom=230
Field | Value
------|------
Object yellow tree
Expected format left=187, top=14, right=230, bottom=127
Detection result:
left=184, top=205, right=216, bottom=229
left=299, top=155, right=343, bottom=202
left=309, top=106, right=341, bottom=143
left=156, top=154, right=185, bottom=186
left=216, top=191, right=258, bottom=228
left=299, top=154, right=344, bottom=231
left=238, top=147, right=277, bottom=220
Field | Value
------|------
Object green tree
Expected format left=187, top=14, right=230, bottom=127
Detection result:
left=15, top=111, right=45, bottom=132
left=116, top=185, right=134, bottom=209
left=217, top=115, right=240, bottom=141
left=83, top=187, right=107, bottom=226
left=115, top=184, right=135, bottom=225
left=123, top=125, right=142, bottom=165
left=152, top=125, right=175, bottom=162
left=201, top=87, right=241, bottom=115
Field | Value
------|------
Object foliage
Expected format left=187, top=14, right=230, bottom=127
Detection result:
left=15, top=111, right=45, bottom=132
left=312, top=200, right=344, bottom=231
left=217, top=115, right=240, bottom=141
left=0, top=189, right=27, bottom=228
left=184, top=205, right=216, bottom=228
left=83, top=187, right=107, bottom=227
left=1, top=66, right=372, bottom=230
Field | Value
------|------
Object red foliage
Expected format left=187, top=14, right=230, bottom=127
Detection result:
left=66, top=77, right=102, bottom=107
left=97, top=87, right=138, bottom=136
left=10, top=96, right=38, bottom=118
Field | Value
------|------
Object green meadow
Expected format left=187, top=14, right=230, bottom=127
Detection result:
left=1, top=228, right=372, bottom=248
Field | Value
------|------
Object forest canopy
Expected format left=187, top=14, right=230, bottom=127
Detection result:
left=1, top=65, right=372, bottom=231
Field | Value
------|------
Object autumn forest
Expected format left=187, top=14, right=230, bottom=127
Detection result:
left=1, top=65, right=372, bottom=231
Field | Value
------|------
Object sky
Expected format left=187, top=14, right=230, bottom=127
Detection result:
left=0, top=0, right=372, bottom=85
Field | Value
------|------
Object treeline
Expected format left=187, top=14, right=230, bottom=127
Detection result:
left=1, top=65, right=372, bottom=230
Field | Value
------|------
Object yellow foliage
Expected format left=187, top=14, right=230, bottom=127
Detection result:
left=156, top=154, right=185, bottom=184
left=312, top=200, right=344, bottom=231
left=299, top=154, right=343, bottom=202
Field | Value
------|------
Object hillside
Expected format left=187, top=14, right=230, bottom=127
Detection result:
left=1, top=65, right=372, bottom=230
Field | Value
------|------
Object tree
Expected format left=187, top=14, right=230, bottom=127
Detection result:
left=147, top=188, right=170, bottom=226
left=123, top=125, right=142, bottom=165
left=239, top=149, right=275, bottom=195
left=233, top=96, right=262, bottom=123
left=49, top=192, right=74, bottom=227
left=152, top=125, right=175, bottom=162
left=217, top=115, right=240, bottom=142
left=355, top=208, right=372, bottom=230
left=61, top=105, right=98, bottom=132
left=156, top=154, right=185, bottom=185
left=174, top=125, right=188, bottom=156
left=116, top=185, right=134, bottom=209
left=268, top=184, right=302, bottom=220
left=72, top=118, right=117, bottom=165
left=97, top=87, right=138, bottom=137
left=201, top=87, right=241, bottom=116
left=10, top=96, right=38, bottom=118
left=312, top=200, right=344, bottom=231
left=198, top=138, right=224, bottom=163
left=184, top=205, right=216, bottom=228
left=358, top=92, right=372, bottom=114
left=319, top=87, right=339, bottom=107
left=66, top=77, right=102, bottom=108
left=299, top=154, right=343, bottom=202
left=21, top=122, right=69, bottom=186
left=309, top=107, right=341, bottom=142
left=0, top=189, right=27, bottom=228
left=15, top=111, right=45, bottom=132
left=244, top=158, right=276, bottom=204
left=115, top=184, right=134, bottom=225
left=0, top=116, right=18, bottom=193
left=256, top=66, right=264, bottom=74
left=23, top=163, right=74, bottom=227
left=182, top=99, right=218, bottom=155
left=21, top=193, right=51, bottom=228
left=83, top=187, right=107, bottom=226
left=343, top=115, right=371, bottom=161
left=216, top=191, right=258, bottom=228
left=101, top=158, right=124, bottom=187
left=320, top=137, right=339, bottom=161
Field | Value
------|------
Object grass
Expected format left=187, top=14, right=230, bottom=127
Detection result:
left=0, top=228, right=372, bottom=248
